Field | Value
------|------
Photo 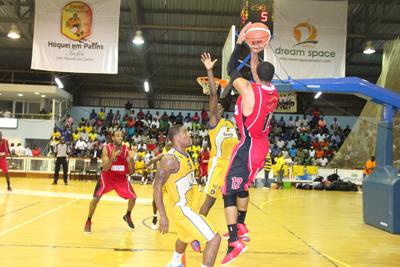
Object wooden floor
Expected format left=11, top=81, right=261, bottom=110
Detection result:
left=1, top=178, right=399, bottom=267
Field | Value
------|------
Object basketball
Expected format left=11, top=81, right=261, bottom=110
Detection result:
left=245, top=23, right=271, bottom=48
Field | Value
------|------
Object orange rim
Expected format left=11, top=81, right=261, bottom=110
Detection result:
left=196, top=77, right=229, bottom=89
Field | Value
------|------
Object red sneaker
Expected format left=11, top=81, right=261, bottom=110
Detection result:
left=123, top=214, right=135, bottom=229
left=221, top=239, right=247, bottom=266
left=222, top=223, right=249, bottom=239
left=7, top=186, right=12, bottom=192
left=84, top=220, right=92, bottom=234
left=190, top=240, right=201, bottom=252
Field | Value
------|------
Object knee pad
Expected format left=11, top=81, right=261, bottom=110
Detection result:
left=237, top=191, right=249, bottom=199
left=223, top=194, right=237, bottom=208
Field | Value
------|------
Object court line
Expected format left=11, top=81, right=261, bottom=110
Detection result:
left=0, top=198, right=80, bottom=236
left=323, top=254, right=353, bottom=267
left=0, top=243, right=317, bottom=255
left=0, top=201, right=41, bottom=217
left=259, top=196, right=298, bottom=210
left=249, top=200, right=339, bottom=267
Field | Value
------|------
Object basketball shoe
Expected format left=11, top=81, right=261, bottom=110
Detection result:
left=190, top=240, right=201, bottom=252
left=7, top=186, right=12, bottom=192
left=151, top=216, right=157, bottom=230
left=84, top=220, right=91, bottom=234
left=222, top=223, right=249, bottom=239
left=123, top=214, right=135, bottom=229
left=166, top=263, right=184, bottom=267
left=221, top=239, right=247, bottom=266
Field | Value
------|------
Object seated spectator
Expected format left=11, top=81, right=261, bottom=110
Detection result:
left=132, top=132, right=141, bottom=144
left=318, top=117, right=326, bottom=129
left=322, top=139, right=330, bottom=151
left=126, top=125, right=135, bottom=141
left=319, top=154, right=328, bottom=167
left=297, top=147, right=308, bottom=159
left=176, top=112, right=183, bottom=124
left=106, top=109, right=114, bottom=123
left=192, top=112, right=200, bottom=123
left=137, top=109, right=145, bottom=120
left=287, top=116, right=295, bottom=129
left=158, top=132, right=166, bottom=144
left=105, top=131, right=112, bottom=144
left=80, top=147, right=91, bottom=158
left=183, top=118, right=192, bottom=130
left=331, top=132, right=341, bottom=143
left=286, top=137, right=296, bottom=149
left=308, top=154, right=318, bottom=166
left=147, top=140, right=156, bottom=152
left=117, top=123, right=126, bottom=133
left=299, top=131, right=309, bottom=142
left=141, top=131, right=150, bottom=143
left=294, top=116, right=301, bottom=127
left=278, top=116, right=285, bottom=127
left=297, top=123, right=307, bottom=133
left=89, top=130, right=97, bottom=142
left=308, top=146, right=316, bottom=158
left=301, top=114, right=308, bottom=126
left=79, top=129, right=89, bottom=142
left=325, top=146, right=334, bottom=159
left=50, top=127, right=61, bottom=153
left=315, top=147, right=324, bottom=158
left=276, top=137, right=285, bottom=149
left=288, top=145, right=298, bottom=158
left=65, top=114, right=73, bottom=128
left=97, top=132, right=105, bottom=143
left=344, top=125, right=351, bottom=137
left=90, top=109, right=97, bottom=120
left=184, top=112, right=192, bottom=122
left=331, top=117, right=340, bottom=130
left=270, top=144, right=281, bottom=161
left=84, top=123, right=93, bottom=134
left=98, top=108, right=104, bottom=120
left=282, top=147, right=288, bottom=159
left=153, top=111, right=161, bottom=121
left=284, top=154, right=293, bottom=166
left=199, top=126, right=209, bottom=140
left=74, top=137, right=86, bottom=158
left=270, top=115, right=277, bottom=128
left=113, top=110, right=121, bottom=125
left=108, top=123, right=118, bottom=133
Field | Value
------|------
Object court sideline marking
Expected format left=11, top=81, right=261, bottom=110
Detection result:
left=250, top=200, right=348, bottom=267
left=0, top=201, right=41, bottom=217
left=0, top=198, right=80, bottom=236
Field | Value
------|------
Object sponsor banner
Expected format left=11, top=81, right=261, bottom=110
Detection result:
left=267, top=0, right=347, bottom=79
left=276, top=92, right=297, bottom=113
left=337, top=169, right=364, bottom=185
left=32, top=0, right=120, bottom=74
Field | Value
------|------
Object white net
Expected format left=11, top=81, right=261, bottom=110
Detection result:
left=197, top=77, right=220, bottom=95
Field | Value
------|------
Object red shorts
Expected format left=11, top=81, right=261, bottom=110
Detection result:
left=94, top=172, right=137, bottom=199
left=222, top=137, right=269, bottom=196
left=0, top=158, right=9, bottom=174
left=199, top=163, right=208, bottom=177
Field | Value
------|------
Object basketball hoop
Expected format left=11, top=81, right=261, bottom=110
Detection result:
left=197, top=77, right=229, bottom=95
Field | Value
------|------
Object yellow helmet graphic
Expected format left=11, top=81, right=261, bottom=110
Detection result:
left=293, top=19, right=318, bottom=47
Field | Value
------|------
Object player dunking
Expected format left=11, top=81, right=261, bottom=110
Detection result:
left=220, top=23, right=278, bottom=265
left=154, top=125, right=221, bottom=267
left=0, top=131, right=13, bottom=192
left=84, top=130, right=137, bottom=233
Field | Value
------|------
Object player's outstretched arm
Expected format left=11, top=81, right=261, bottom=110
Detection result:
left=201, top=53, right=220, bottom=127
left=227, top=23, right=252, bottom=96
left=153, top=155, right=178, bottom=234
left=146, top=153, right=164, bottom=167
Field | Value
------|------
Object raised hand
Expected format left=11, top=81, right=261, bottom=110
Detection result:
left=201, top=53, right=218, bottom=70
left=128, top=146, right=137, bottom=159
left=237, top=22, right=252, bottom=44
left=251, top=43, right=267, bottom=54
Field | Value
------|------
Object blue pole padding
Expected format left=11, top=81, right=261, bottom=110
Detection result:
left=382, top=104, right=393, bottom=122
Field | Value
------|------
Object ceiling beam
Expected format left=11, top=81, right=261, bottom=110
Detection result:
left=2, top=0, right=33, bottom=45
left=346, top=62, right=381, bottom=67
left=140, top=9, right=238, bottom=17
left=347, top=33, right=400, bottom=40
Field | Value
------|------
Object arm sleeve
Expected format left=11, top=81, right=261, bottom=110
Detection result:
left=227, top=43, right=242, bottom=75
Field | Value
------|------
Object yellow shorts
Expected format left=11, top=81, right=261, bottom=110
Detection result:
left=167, top=205, right=218, bottom=244
left=204, top=158, right=229, bottom=198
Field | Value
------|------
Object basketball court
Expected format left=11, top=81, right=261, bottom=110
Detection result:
left=1, top=178, right=399, bottom=266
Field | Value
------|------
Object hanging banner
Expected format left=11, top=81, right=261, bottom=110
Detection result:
left=32, top=0, right=120, bottom=74
left=266, top=0, right=347, bottom=79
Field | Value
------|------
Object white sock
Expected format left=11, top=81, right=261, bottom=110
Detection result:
left=170, top=251, right=184, bottom=266
left=153, top=214, right=157, bottom=217
left=201, top=264, right=208, bottom=267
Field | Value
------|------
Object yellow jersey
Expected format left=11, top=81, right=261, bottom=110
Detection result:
left=209, top=118, right=238, bottom=164
left=85, top=126, right=93, bottom=134
left=72, top=132, right=80, bottom=141
left=135, top=160, right=145, bottom=175
left=164, top=148, right=196, bottom=207
left=98, top=111, right=104, bottom=120
left=51, top=132, right=61, bottom=143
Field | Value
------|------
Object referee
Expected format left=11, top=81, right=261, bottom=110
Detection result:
left=52, top=136, right=71, bottom=185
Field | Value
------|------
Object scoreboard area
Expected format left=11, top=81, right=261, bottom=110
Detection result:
left=240, top=0, right=274, bottom=33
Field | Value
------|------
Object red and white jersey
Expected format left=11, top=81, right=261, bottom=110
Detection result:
left=199, top=150, right=210, bottom=165
left=235, top=82, right=279, bottom=140
left=102, top=143, right=130, bottom=178
left=0, top=139, right=9, bottom=159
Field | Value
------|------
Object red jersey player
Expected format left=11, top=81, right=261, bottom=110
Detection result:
left=0, top=131, right=13, bottom=191
left=220, top=23, right=279, bottom=265
left=198, top=144, right=210, bottom=186
left=84, top=130, right=137, bottom=233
